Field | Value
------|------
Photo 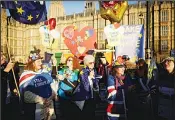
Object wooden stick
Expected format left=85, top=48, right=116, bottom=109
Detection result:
left=6, top=39, right=21, bottom=101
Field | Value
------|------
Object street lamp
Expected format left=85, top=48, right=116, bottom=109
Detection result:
left=145, top=1, right=151, bottom=64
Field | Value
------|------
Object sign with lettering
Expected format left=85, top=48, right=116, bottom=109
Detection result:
left=104, top=23, right=122, bottom=47
left=112, top=25, right=145, bottom=63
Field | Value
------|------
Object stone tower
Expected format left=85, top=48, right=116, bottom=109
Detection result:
left=84, top=1, right=96, bottom=13
left=48, top=1, right=65, bottom=18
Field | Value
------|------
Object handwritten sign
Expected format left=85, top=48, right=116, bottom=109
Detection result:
left=104, top=23, right=124, bottom=47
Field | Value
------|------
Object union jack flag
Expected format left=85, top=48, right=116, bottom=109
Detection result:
left=19, top=70, right=36, bottom=93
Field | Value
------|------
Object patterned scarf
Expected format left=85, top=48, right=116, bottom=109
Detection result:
left=115, top=75, right=125, bottom=88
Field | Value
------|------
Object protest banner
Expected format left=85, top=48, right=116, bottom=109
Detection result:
left=104, top=24, right=145, bottom=63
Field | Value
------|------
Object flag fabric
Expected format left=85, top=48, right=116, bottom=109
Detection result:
left=42, top=52, right=53, bottom=74
left=19, top=70, right=54, bottom=120
left=1, top=1, right=47, bottom=24
left=19, top=70, right=53, bottom=98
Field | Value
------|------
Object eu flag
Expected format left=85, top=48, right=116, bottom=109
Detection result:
left=1, top=1, right=47, bottom=24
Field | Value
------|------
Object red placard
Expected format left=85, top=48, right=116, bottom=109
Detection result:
left=63, top=26, right=97, bottom=58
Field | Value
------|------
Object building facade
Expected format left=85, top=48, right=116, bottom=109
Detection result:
left=1, top=1, right=175, bottom=63
left=1, top=9, right=7, bottom=54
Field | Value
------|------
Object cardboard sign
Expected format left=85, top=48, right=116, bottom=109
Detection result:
left=63, top=26, right=96, bottom=58
left=114, top=25, right=145, bottom=63
left=104, top=23, right=123, bottom=47
left=40, top=25, right=59, bottom=49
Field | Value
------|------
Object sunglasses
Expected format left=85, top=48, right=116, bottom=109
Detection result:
left=165, top=60, right=173, bottom=63
left=89, top=62, right=95, bottom=64
left=67, top=59, right=73, bottom=62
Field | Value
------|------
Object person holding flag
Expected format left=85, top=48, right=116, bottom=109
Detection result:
left=106, top=59, right=133, bottom=120
left=19, top=47, right=56, bottom=120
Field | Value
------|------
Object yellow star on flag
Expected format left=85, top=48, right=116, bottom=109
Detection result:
left=80, top=71, right=84, bottom=75
left=36, top=14, right=39, bottom=18
left=17, top=6, right=24, bottom=15
left=139, top=34, right=142, bottom=38
left=27, top=14, right=33, bottom=21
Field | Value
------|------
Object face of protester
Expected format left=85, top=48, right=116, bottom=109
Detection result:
left=136, top=62, right=147, bottom=77
left=164, top=60, right=174, bottom=73
left=67, top=57, right=73, bottom=69
left=1, top=54, right=6, bottom=65
left=87, top=60, right=95, bottom=70
left=34, top=59, right=42, bottom=71
left=116, top=66, right=125, bottom=76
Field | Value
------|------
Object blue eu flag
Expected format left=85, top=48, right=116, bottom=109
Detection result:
left=1, top=1, right=47, bottom=24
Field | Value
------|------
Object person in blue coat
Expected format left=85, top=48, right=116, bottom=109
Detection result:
left=73, top=55, right=99, bottom=120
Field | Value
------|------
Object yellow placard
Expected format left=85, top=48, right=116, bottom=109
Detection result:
left=104, top=52, right=113, bottom=65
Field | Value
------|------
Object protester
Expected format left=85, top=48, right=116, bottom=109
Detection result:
left=157, top=57, right=175, bottom=120
left=132, top=59, right=157, bottom=120
left=57, top=56, right=81, bottom=120
left=1, top=52, right=20, bottom=120
left=19, top=47, right=56, bottom=120
left=106, top=59, right=132, bottom=120
left=8, top=55, right=21, bottom=120
left=95, top=52, right=109, bottom=85
left=73, top=55, right=99, bottom=120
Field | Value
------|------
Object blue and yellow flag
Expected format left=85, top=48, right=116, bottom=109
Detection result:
left=1, top=1, right=47, bottom=24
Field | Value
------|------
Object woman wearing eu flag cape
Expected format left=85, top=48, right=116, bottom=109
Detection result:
left=19, top=47, right=56, bottom=120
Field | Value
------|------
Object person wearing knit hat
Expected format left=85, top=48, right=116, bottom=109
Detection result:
left=106, top=58, right=133, bottom=120
left=157, top=56, right=175, bottom=119
left=19, top=47, right=56, bottom=120
left=162, top=56, right=174, bottom=63
left=161, top=56, right=174, bottom=74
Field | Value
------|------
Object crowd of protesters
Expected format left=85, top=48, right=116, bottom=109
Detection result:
left=1, top=48, right=175, bottom=120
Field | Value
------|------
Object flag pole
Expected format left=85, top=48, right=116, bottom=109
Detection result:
left=6, top=16, right=21, bottom=101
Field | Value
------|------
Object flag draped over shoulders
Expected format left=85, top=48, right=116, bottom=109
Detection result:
left=1, top=1, right=47, bottom=24
left=19, top=70, right=53, bottom=98
left=19, top=70, right=36, bottom=94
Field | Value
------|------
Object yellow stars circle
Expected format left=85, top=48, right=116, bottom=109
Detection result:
left=17, top=6, right=24, bottom=15
left=27, top=14, right=33, bottom=21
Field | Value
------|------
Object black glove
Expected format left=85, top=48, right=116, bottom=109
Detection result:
left=64, top=90, right=73, bottom=97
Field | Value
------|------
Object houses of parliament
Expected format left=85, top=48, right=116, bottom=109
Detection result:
left=1, top=1, right=175, bottom=63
